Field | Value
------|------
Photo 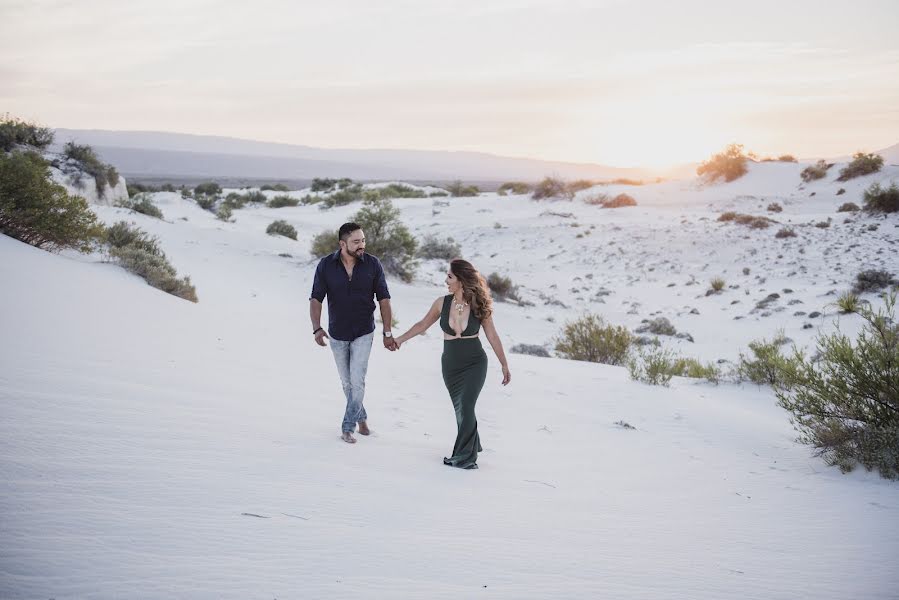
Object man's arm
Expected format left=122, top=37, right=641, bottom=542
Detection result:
left=378, top=299, right=397, bottom=350
left=310, top=299, right=328, bottom=346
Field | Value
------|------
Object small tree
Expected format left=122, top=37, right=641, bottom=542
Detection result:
left=697, top=143, right=748, bottom=182
left=351, top=197, right=418, bottom=282
left=0, top=151, right=103, bottom=252
left=555, top=314, right=634, bottom=365
left=776, top=292, right=899, bottom=479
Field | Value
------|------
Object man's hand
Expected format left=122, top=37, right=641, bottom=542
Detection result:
left=314, top=329, right=329, bottom=347
left=383, top=336, right=398, bottom=351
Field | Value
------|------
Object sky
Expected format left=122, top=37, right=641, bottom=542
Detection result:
left=2, top=0, right=898, bottom=167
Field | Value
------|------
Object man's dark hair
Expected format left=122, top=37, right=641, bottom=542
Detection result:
left=338, top=222, right=362, bottom=242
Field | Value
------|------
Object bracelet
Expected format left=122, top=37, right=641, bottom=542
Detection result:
left=313, top=327, right=324, bottom=335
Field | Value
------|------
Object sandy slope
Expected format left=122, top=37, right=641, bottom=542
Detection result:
left=1, top=161, right=898, bottom=599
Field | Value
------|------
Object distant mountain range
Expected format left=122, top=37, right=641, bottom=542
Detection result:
left=49, top=129, right=691, bottom=183
left=50, top=129, right=899, bottom=184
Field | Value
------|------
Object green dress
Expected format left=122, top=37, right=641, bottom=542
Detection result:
left=439, top=295, right=488, bottom=469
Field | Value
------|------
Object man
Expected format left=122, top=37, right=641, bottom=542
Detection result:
left=310, top=222, right=398, bottom=444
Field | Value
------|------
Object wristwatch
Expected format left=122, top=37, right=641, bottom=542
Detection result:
left=383, top=331, right=393, bottom=338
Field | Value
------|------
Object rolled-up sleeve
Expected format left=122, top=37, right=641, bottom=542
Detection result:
left=310, top=260, right=327, bottom=302
left=374, top=260, right=391, bottom=301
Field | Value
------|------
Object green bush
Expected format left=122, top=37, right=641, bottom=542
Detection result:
left=351, top=197, right=418, bottom=282
left=216, top=204, right=233, bottom=222
left=776, top=291, right=899, bottom=478
left=0, top=114, right=54, bottom=151
left=445, top=180, right=480, bottom=197
left=800, top=160, right=831, bottom=182
left=377, top=184, right=427, bottom=199
left=193, top=182, right=221, bottom=197
left=837, top=152, right=883, bottom=182
left=104, top=221, right=197, bottom=302
left=63, top=141, right=119, bottom=198
left=266, top=220, right=297, bottom=240
left=627, top=345, right=678, bottom=386
left=0, top=151, right=103, bottom=253
left=261, top=183, right=290, bottom=192
left=319, top=184, right=365, bottom=209
left=487, top=272, right=520, bottom=302
left=117, top=193, right=163, bottom=219
left=862, top=182, right=899, bottom=213
left=268, top=195, right=300, bottom=208
left=532, top=176, right=573, bottom=200
left=0, top=115, right=52, bottom=151
left=672, top=357, right=720, bottom=383
left=311, top=177, right=353, bottom=192
left=697, top=143, right=748, bottom=182
left=555, top=314, right=634, bottom=365
left=737, top=332, right=797, bottom=387
left=498, top=182, right=532, bottom=195
left=417, top=234, right=461, bottom=260
left=310, top=229, right=336, bottom=258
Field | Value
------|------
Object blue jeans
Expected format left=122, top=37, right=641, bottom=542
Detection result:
left=329, top=332, right=374, bottom=433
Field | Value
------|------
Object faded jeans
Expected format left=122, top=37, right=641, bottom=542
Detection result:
left=329, top=331, right=374, bottom=433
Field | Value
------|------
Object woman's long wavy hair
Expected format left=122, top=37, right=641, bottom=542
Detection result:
left=450, top=258, right=493, bottom=321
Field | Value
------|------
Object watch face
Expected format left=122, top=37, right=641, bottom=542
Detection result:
left=383, top=332, right=392, bottom=337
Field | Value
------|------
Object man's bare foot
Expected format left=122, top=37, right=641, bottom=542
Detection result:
left=358, top=421, right=370, bottom=436
left=341, top=431, right=357, bottom=444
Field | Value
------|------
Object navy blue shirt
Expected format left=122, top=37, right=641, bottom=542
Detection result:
left=310, top=250, right=391, bottom=341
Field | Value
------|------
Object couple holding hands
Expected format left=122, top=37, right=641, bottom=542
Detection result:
left=309, top=222, right=511, bottom=470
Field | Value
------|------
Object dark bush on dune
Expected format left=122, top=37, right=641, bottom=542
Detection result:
left=697, top=144, right=748, bottom=182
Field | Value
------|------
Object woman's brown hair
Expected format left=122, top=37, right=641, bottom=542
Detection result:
left=450, top=258, right=493, bottom=321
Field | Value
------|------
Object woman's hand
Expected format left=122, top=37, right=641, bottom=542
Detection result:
left=501, top=365, right=511, bottom=386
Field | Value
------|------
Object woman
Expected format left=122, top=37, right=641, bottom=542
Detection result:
left=395, top=259, right=511, bottom=469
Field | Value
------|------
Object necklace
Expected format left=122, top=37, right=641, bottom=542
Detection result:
left=454, top=297, right=468, bottom=314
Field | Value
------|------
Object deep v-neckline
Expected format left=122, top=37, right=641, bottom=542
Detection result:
left=448, top=304, right=471, bottom=337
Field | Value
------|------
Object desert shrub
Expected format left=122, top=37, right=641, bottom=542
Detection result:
left=266, top=220, right=297, bottom=240
left=567, top=179, right=594, bottom=194
left=583, top=193, right=609, bottom=206
left=710, top=277, right=726, bottom=292
left=261, top=183, right=290, bottom=192
left=0, top=114, right=54, bottom=151
left=268, top=195, right=300, bottom=208
left=775, top=292, right=899, bottom=478
left=718, top=211, right=737, bottom=222
left=311, top=177, right=353, bottom=192
left=0, top=151, right=104, bottom=253
left=635, top=316, right=677, bottom=336
left=852, top=269, right=897, bottom=295
left=126, top=182, right=161, bottom=196
left=555, top=314, right=634, bottom=365
left=775, top=227, right=797, bottom=238
left=800, top=160, right=831, bottom=182
left=696, top=143, right=748, bottom=182
left=837, top=202, right=860, bottom=213
left=532, top=176, right=573, bottom=200
left=377, top=184, right=427, bottom=199
left=862, top=182, right=899, bottom=214
left=487, top=272, right=520, bottom=302
left=310, top=229, right=335, bottom=258
left=243, top=190, right=267, bottom=203
left=351, top=197, right=418, bottom=282
left=117, top=193, right=163, bottom=219
left=737, top=331, right=797, bottom=387
left=216, top=204, right=233, bottom=222
left=498, top=182, right=532, bottom=195
left=671, top=357, right=721, bottom=384
left=104, top=221, right=197, bottom=302
left=627, top=346, right=678, bottom=386
left=836, top=291, right=860, bottom=314
left=720, top=212, right=772, bottom=229
left=429, top=190, right=450, bottom=198
left=767, top=202, right=782, bottom=212
left=320, top=184, right=365, bottom=209
left=63, top=142, right=119, bottom=197
left=837, top=152, right=884, bottom=182
left=836, top=188, right=846, bottom=195
left=417, top=234, right=461, bottom=260
left=815, top=220, right=830, bottom=229
left=446, top=180, right=480, bottom=197
left=601, top=193, right=637, bottom=208
left=194, top=182, right=222, bottom=197
left=777, top=155, right=797, bottom=162
left=222, top=192, right=248, bottom=209
left=510, top=344, right=550, bottom=357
